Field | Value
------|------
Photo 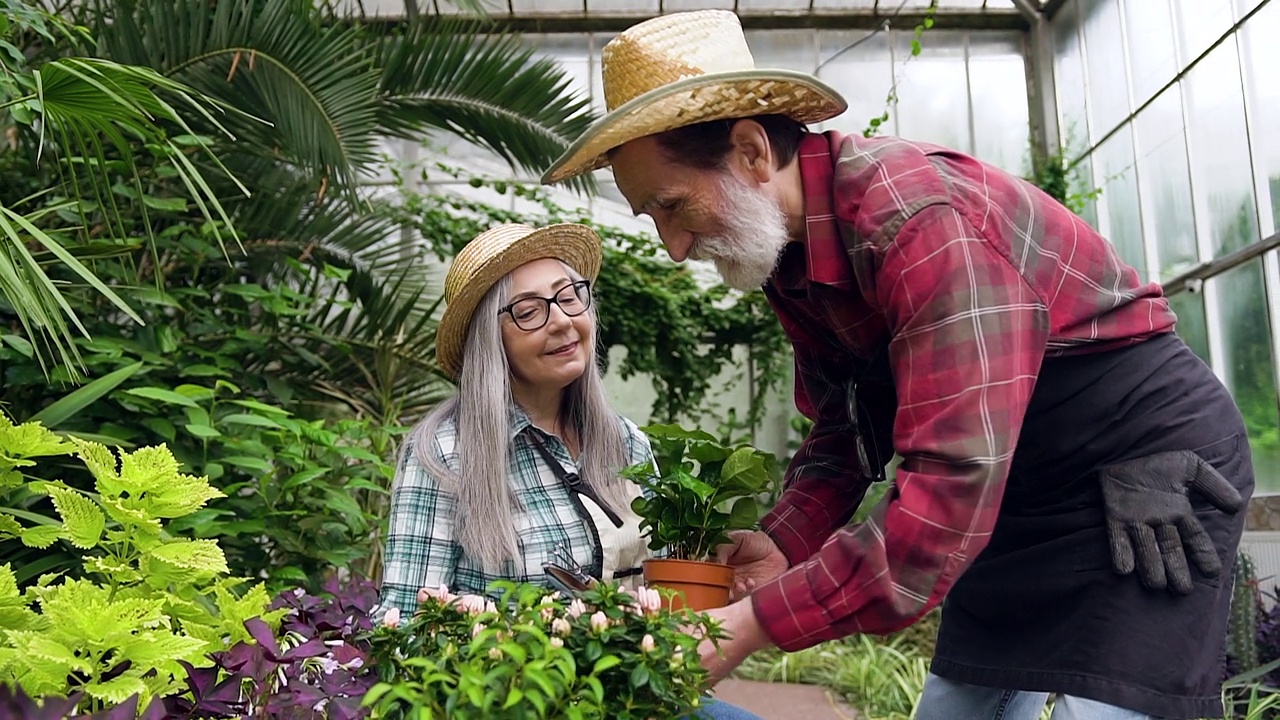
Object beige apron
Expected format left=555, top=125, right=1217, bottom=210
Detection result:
left=530, top=434, right=652, bottom=590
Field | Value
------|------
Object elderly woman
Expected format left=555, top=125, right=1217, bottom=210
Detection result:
left=379, top=223, right=759, bottom=720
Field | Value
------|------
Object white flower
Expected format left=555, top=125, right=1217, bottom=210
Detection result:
left=640, top=634, right=656, bottom=653
left=539, top=606, right=556, bottom=622
left=540, top=595, right=556, bottom=606
left=382, top=607, right=401, bottom=628
left=551, top=618, right=572, bottom=637
left=549, top=637, right=564, bottom=648
left=589, top=611, right=609, bottom=634
left=488, top=647, right=503, bottom=660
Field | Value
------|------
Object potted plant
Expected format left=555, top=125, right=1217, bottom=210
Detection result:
left=623, top=424, right=777, bottom=611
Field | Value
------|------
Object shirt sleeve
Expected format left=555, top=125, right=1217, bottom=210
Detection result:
left=759, top=299, right=877, bottom=566
left=752, top=204, right=1051, bottom=651
left=378, top=432, right=463, bottom=618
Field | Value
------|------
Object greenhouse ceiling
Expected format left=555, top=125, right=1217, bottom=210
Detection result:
left=350, top=0, right=1069, bottom=31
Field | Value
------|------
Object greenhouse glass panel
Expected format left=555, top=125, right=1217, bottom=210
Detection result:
left=893, top=31, right=972, bottom=153
left=1094, top=125, right=1146, bottom=279
left=1184, top=40, right=1259, bottom=258
left=1122, top=0, right=1178, bottom=109
left=1169, top=292, right=1211, bottom=367
left=1052, top=0, right=1090, bottom=158
left=1236, top=0, right=1266, bottom=16
left=1173, top=0, right=1235, bottom=69
left=745, top=30, right=816, bottom=73
left=1210, top=261, right=1280, bottom=493
left=1134, top=86, right=1199, bottom=281
left=1240, top=0, right=1280, bottom=229
left=1080, top=0, right=1130, bottom=141
left=968, top=32, right=1031, bottom=174
left=815, top=29, right=896, bottom=137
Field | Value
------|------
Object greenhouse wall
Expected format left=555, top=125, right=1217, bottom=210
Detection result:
left=1049, top=0, right=1280, bottom=495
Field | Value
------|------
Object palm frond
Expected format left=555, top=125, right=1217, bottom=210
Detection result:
left=89, top=0, right=383, bottom=194
left=373, top=17, right=598, bottom=192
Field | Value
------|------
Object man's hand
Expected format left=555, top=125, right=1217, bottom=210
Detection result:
left=698, top=598, right=773, bottom=686
left=714, top=530, right=789, bottom=600
left=1099, top=449, right=1244, bottom=595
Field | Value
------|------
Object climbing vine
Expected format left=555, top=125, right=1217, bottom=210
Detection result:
left=385, top=161, right=791, bottom=427
left=864, top=0, right=939, bottom=138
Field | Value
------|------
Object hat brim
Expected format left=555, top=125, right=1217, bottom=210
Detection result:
left=541, top=69, right=847, bottom=185
left=436, top=224, right=603, bottom=380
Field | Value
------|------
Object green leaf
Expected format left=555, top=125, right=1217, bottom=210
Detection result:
left=141, top=195, right=188, bottom=212
left=123, top=387, right=198, bottom=407
left=84, top=673, right=148, bottom=705
left=629, top=663, right=650, bottom=689
left=726, top=497, right=760, bottom=531
left=146, top=538, right=229, bottom=576
left=219, top=413, right=283, bottom=429
left=221, top=455, right=272, bottom=473
left=43, top=486, right=104, bottom=549
left=183, top=423, right=222, bottom=439
left=1, top=335, right=33, bottom=358
left=20, top=524, right=61, bottom=548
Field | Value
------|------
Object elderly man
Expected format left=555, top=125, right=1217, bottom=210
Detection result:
left=542, top=10, right=1253, bottom=720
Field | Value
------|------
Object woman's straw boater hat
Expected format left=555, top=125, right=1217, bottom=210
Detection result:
left=437, top=223, right=602, bottom=380
left=541, top=10, right=847, bottom=185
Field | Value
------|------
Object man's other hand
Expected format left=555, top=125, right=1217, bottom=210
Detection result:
left=714, top=530, right=789, bottom=600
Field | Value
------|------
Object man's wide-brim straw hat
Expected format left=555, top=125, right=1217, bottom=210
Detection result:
left=541, top=10, right=848, bottom=185
left=436, top=223, right=603, bottom=380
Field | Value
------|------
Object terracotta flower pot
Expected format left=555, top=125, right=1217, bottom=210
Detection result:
left=642, top=558, right=734, bottom=611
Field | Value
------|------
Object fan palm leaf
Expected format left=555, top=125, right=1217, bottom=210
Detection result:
left=89, top=0, right=382, bottom=195
left=373, top=17, right=597, bottom=191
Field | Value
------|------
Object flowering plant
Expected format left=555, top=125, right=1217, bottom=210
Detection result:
left=364, top=580, right=726, bottom=719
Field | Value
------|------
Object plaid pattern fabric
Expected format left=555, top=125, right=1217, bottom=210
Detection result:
left=379, top=408, right=655, bottom=618
left=752, top=131, right=1178, bottom=651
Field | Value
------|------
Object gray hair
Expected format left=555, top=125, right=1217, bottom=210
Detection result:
left=401, top=262, right=631, bottom=572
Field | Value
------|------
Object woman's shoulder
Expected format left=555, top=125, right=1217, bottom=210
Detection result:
left=402, top=412, right=462, bottom=471
left=615, top=414, right=654, bottom=460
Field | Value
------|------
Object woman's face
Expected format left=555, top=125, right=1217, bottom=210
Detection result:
left=500, top=258, right=594, bottom=396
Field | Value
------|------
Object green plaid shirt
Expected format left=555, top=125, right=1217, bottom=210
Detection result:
left=378, top=407, right=656, bottom=617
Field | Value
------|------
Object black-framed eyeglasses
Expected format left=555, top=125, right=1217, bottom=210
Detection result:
left=498, top=280, right=592, bottom=331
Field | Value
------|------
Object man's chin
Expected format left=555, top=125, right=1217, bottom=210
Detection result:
left=714, top=260, right=773, bottom=291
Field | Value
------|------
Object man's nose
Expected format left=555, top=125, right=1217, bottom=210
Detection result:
left=655, top=219, right=694, bottom=262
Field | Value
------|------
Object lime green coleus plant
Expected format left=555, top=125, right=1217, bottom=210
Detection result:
left=0, top=412, right=285, bottom=710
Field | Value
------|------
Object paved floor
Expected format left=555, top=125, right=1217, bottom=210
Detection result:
left=711, top=679, right=860, bottom=720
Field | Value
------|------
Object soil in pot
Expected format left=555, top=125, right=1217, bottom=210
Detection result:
left=642, top=558, right=734, bottom=611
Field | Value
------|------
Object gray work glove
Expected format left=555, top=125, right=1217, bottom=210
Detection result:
left=1098, top=450, right=1244, bottom=595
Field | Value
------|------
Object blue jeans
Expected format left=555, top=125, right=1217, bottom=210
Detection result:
left=916, top=673, right=1153, bottom=720
left=692, top=697, right=762, bottom=720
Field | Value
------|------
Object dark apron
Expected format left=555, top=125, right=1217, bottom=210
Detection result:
left=929, top=332, right=1255, bottom=719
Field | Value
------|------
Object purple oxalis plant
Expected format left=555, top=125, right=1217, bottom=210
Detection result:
left=175, top=575, right=383, bottom=719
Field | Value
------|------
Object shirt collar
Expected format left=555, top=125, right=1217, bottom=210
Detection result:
left=508, top=404, right=534, bottom=440
left=795, top=130, right=855, bottom=291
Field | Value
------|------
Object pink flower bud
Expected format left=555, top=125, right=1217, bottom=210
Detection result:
left=471, top=622, right=486, bottom=639
left=458, top=595, right=487, bottom=615
left=540, top=606, right=555, bottom=622
left=382, top=607, right=401, bottom=628
left=589, top=611, right=608, bottom=634
left=567, top=599, right=587, bottom=619
left=418, top=585, right=454, bottom=604
left=551, top=618, right=571, bottom=636
left=640, top=634, right=656, bottom=653
left=488, top=647, right=502, bottom=660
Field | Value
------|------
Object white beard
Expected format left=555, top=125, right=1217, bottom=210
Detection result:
left=687, top=175, right=790, bottom=291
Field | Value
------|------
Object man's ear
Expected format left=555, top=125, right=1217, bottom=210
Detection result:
left=728, top=119, right=774, bottom=184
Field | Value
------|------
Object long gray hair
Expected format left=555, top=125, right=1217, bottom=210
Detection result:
left=400, top=262, right=631, bottom=572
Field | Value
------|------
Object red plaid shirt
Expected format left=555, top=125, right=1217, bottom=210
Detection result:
left=752, top=131, right=1177, bottom=651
